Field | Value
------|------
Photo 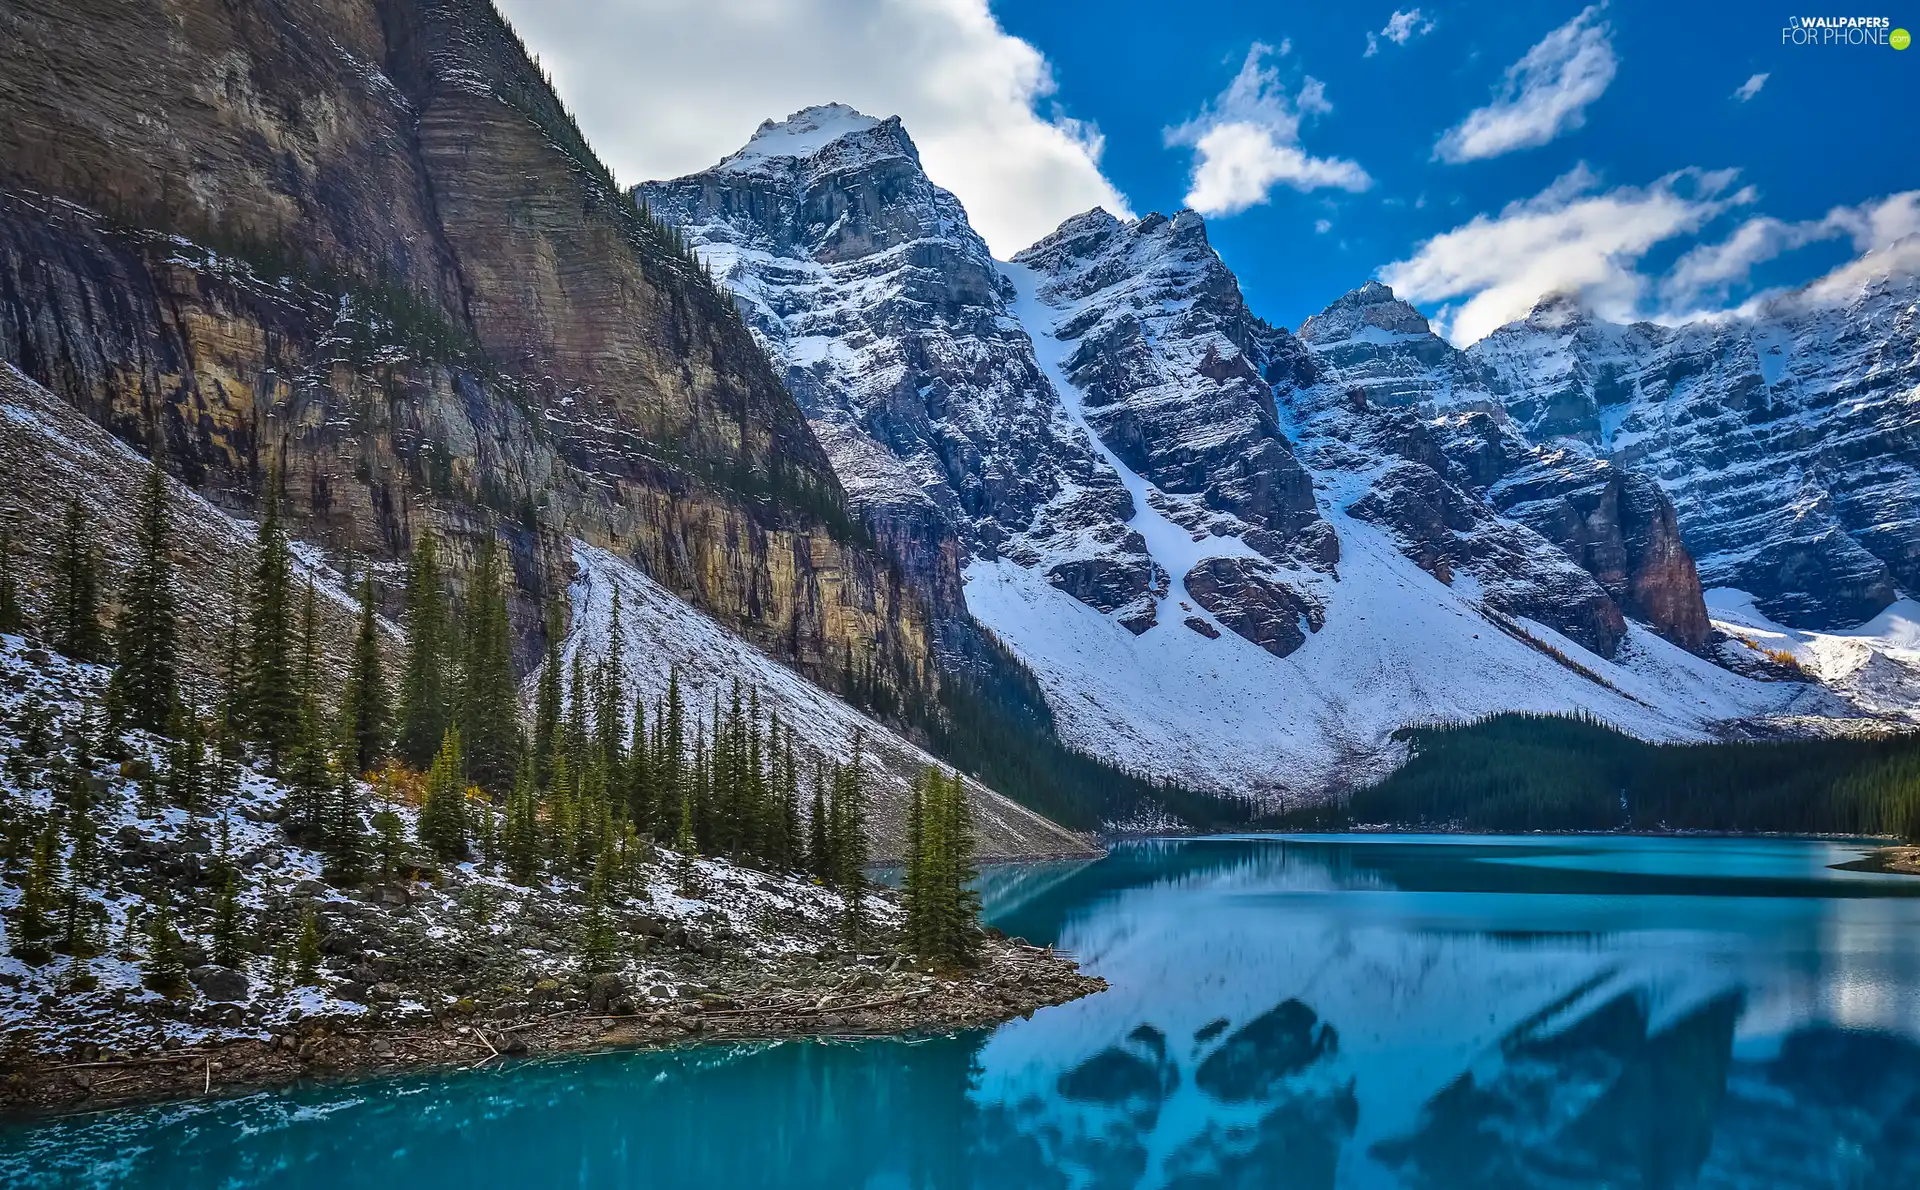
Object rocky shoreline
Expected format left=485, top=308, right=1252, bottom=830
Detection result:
left=1, top=937, right=1103, bottom=1117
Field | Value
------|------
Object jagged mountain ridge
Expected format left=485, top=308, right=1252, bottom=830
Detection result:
left=645, top=105, right=1838, bottom=803
left=1467, top=272, right=1920, bottom=629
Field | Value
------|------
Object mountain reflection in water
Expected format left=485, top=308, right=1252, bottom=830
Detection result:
left=7, top=834, right=1920, bottom=1189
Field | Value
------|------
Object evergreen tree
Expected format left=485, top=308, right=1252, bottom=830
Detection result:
left=294, top=905, right=322, bottom=985
left=142, top=895, right=187, bottom=992
left=532, top=607, right=564, bottom=785
left=546, top=748, right=577, bottom=874
left=211, top=874, right=246, bottom=967
left=658, top=670, right=687, bottom=838
left=626, top=696, right=652, bottom=835
left=164, top=701, right=207, bottom=814
left=940, top=769, right=982, bottom=964
left=579, top=864, right=618, bottom=973
left=460, top=535, right=520, bottom=794
left=323, top=765, right=366, bottom=884
left=833, top=731, right=870, bottom=940
left=564, top=651, right=591, bottom=777
left=504, top=754, right=542, bottom=883
left=339, top=574, right=389, bottom=776
left=53, top=501, right=105, bottom=662
left=0, top=526, right=25, bottom=636
left=808, top=763, right=832, bottom=884
left=242, top=479, right=299, bottom=763
left=595, top=589, right=627, bottom=793
left=395, top=527, right=453, bottom=769
left=284, top=585, right=331, bottom=833
left=418, top=728, right=469, bottom=860
left=904, top=769, right=929, bottom=959
left=10, top=820, right=63, bottom=960
left=674, top=779, right=698, bottom=897
left=111, top=459, right=179, bottom=731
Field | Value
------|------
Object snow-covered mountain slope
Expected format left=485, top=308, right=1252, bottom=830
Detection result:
left=638, top=107, right=1858, bottom=804
left=560, top=544, right=1094, bottom=860
left=1468, top=262, right=1920, bottom=629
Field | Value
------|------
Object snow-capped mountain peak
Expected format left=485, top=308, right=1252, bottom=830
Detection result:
left=714, top=102, right=901, bottom=172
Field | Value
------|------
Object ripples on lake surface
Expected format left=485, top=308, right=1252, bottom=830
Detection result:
left=8, top=834, right=1920, bottom=1188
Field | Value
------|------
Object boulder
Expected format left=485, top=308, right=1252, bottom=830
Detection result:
left=587, top=973, right=628, bottom=1015
left=189, top=964, right=250, bottom=1002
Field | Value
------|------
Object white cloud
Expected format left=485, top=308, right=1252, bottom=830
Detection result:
left=491, top=0, right=1130, bottom=257
left=1168, top=44, right=1372, bottom=217
left=1380, top=165, right=1753, bottom=344
left=1434, top=6, right=1617, bottom=163
left=1733, top=72, right=1769, bottom=102
left=1366, top=9, right=1434, bottom=57
left=1315, top=218, right=1334, bottom=234
left=1664, top=191, right=1920, bottom=308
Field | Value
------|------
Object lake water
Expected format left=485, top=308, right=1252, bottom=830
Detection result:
left=8, top=833, right=1920, bottom=1188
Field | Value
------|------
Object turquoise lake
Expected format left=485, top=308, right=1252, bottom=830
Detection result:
left=8, top=833, right=1920, bottom=1188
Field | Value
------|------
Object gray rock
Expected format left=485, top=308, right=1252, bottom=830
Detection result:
left=587, top=973, right=627, bottom=1014
left=189, top=964, right=250, bottom=1002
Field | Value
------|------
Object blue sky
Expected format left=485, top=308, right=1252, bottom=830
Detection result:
left=500, top=0, right=1917, bottom=342
left=992, top=1, right=1915, bottom=333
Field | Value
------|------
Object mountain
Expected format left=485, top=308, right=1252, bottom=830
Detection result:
left=0, top=2, right=1127, bottom=854
left=643, top=106, right=1843, bottom=804
left=1468, top=270, right=1920, bottom=630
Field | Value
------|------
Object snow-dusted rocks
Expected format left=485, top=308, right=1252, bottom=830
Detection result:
left=1468, top=272, right=1920, bottom=629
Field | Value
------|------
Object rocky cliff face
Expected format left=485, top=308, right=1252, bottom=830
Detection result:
left=0, top=0, right=929, bottom=694
left=636, top=107, right=1152, bottom=646
left=1469, top=274, right=1920, bottom=628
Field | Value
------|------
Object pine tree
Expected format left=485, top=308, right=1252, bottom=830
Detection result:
left=0, top=527, right=25, bottom=636
left=396, top=527, right=453, bottom=770
left=532, top=607, right=564, bottom=785
left=323, top=765, right=366, bottom=884
left=111, top=459, right=179, bottom=731
left=595, top=588, right=626, bottom=793
left=211, top=874, right=245, bottom=968
left=460, top=535, right=520, bottom=795
left=546, top=748, right=577, bottom=874
left=904, top=769, right=929, bottom=959
left=564, top=651, right=591, bottom=776
left=10, top=820, right=63, bottom=960
left=164, top=701, right=207, bottom=814
left=808, top=763, right=832, bottom=884
left=674, top=779, right=698, bottom=897
left=833, top=731, right=870, bottom=940
left=242, top=479, right=299, bottom=763
left=285, top=585, right=332, bottom=833
left=339, top=574, right=389, bottom=776
left=504, top=754, right=542, bottom=883
left=143, top=895, right=187, bottom=992
left=294, top=905, right=322, bottom=985
left=941, top=769, right=982, bottom=964
left=418, top=728, right=469, bottom=861
left=53, top=501, right=105, bottom=662
left=579, top=864, right=618, bottom=973
left=626, top=695, right=652, bottom=835
left=657, top=670, right=687, bottom=838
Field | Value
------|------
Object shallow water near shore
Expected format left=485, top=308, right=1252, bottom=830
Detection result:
left=8, top=833, right=1920, bottom=1188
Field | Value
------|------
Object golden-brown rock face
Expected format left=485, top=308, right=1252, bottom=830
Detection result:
left=0, top=0, right=930, bottom=692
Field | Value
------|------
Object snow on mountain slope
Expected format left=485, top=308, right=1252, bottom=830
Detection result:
left=638, top=107, right=1852, bottom=805
left=974, top=271, right=1814, bottom=800
left=1468, top=262, right=1920, bottom=629
left=1706, top=588, right=1920, bottom=726
left=560, top=543, right=1095, bottom=859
